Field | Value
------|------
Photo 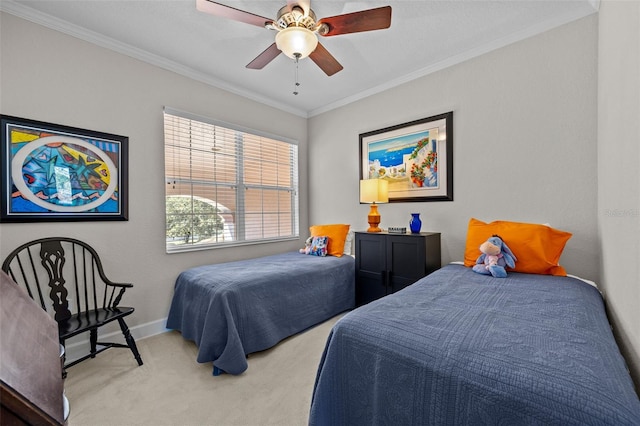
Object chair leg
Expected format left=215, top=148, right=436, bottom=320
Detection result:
left=89, top=329, right=98, bottom=358
left=117, top=317, right=143, bottom=366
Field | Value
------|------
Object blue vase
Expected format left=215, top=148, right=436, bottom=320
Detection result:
left=409, top=213, right=422, bottom=233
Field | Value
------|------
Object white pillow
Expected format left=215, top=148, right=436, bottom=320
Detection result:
left=343, top=229, right=354, bottom=256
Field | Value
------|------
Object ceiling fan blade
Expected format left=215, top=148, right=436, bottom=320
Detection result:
left=196, top=0, right=273, bottom=28
left=309, top=42, right=343, bottom=76
left=246, top=43, right=282, bottom=69
left=318, top=6, right=392, bottom=36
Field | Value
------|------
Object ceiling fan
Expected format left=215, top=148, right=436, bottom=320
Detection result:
left=196, top=0, right=392, bottom=76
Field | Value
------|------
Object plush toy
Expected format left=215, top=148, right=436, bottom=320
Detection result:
left=299, top=236, right=314, bottom=254
left=472, top=235, right=517, bottom=278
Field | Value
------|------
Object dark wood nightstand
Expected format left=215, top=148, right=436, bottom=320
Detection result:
left=355, top=231, right=441, bottom=306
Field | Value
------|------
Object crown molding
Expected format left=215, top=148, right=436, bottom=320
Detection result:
left=2, top=0, right=598, bottom=119
left=308, top=4, right=599, bottom=117
left=0, top=0, right=308, bottom=118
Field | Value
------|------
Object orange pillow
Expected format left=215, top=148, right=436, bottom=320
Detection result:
left=309, top=224, right=350, bottom=257
left=463, top=218, right=572, bottom=276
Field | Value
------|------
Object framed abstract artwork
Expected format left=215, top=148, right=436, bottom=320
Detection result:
left=359, top=111, right=453, bottom=202
left=0, top=115, right=128, bottom=222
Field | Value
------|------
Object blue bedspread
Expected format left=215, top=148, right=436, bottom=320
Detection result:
left=310, top=264, right=640, bottom=425
left=166, top=251, right=354, bottom=375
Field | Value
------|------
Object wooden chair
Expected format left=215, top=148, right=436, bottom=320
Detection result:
left=2, top=237, right=143, bottom=376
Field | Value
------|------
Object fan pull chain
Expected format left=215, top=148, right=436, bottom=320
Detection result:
left=293, top=53, right=301, bottom=95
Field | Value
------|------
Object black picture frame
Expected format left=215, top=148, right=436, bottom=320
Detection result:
left=359, top=111, right=453, bottom=202
left=0, top=115, right=129, bottom=222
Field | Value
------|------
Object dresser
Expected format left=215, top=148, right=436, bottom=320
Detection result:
left=355, top=231, right=441, bottom=305
left=0, top=271, right=67, bottom=425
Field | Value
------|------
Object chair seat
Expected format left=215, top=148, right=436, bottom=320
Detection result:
left=58, top=307, right=134, bottom=340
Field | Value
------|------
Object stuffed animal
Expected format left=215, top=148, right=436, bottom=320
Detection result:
left=472, top=235, right=517, bottom=278
left=299, top=236, right=314, bottom=254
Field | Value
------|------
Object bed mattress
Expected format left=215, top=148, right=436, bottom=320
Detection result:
left=167, top=251, right=355, bottom=375
left=310, top=264, right=640, bottom=425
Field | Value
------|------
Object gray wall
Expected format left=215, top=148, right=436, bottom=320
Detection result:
left=1, top=3, right=638, bottom=390
left=597, top=0, right=640, bottom=388
left=0, top=12, right=309, bottom=340
left=309, top=15, right=599, bottom=280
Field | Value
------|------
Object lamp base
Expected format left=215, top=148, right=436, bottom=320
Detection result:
left=367, top=204, right=382, bottom=232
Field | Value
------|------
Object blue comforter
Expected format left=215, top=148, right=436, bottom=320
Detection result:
left=166, top=251, right=354, bottom=375
left=310, top=264, right=640, bottom=425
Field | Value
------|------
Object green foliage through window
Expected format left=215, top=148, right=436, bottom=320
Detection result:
left=166, top=196, right=224, bottom=244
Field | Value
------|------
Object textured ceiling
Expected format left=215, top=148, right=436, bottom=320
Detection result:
left=1, top=0, right=599, bottom=117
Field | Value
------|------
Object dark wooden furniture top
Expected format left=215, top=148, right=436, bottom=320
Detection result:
left=1, top=270, right=66, bottom=425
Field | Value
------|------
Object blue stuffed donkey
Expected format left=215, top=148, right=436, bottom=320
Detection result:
left=472, top=235, right=517, bottom=278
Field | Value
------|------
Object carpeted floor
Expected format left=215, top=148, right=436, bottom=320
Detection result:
left=64, top=314, right=343, bottom=426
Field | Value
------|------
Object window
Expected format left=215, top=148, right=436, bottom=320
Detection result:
left=164, top=108, right=299, bottom=252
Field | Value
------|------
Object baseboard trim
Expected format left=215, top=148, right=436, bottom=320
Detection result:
left=64, top=317, right=170, bottom=365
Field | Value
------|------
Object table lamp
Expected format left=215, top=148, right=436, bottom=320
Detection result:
left=360, top=179, right=389, bottom=232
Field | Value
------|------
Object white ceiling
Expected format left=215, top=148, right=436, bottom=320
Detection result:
left=2, top=0, right=599, bottom=117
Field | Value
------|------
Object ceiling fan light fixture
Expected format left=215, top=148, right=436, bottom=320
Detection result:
left=275, top=26, right=318, bottom=59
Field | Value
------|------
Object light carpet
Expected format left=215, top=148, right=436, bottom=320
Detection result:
left=64, top=314, right=344, bottom=426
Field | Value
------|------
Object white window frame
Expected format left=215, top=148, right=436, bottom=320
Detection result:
left=164, top=107, right=299, bottom=253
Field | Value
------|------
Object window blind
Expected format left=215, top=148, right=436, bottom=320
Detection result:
left=164, top=108, right=299, bottom=252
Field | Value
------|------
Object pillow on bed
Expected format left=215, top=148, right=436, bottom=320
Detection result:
left=310, top=224, right=350, bottom=257
left=463, top=218, right=572, bottom=276
left=306, top=236, right=329, bottom=257
left=343, top=230, right=354, bottom=256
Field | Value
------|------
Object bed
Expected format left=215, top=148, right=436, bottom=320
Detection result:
left=309, top=264, right=640, bottom=425
left=166, top=251, right=354, bottom=375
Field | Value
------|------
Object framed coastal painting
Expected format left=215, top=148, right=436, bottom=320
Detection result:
left=359, top=111, right=453, bottom=202
left=0, top=115, right=128, bottom=222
